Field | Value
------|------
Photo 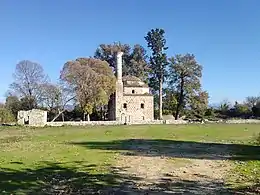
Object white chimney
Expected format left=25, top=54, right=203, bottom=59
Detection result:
left=116, top=51, right=123, bottom=81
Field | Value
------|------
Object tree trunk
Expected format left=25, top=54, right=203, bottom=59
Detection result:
left=175, top=79, right=184, bottom=120
left=87, top=114, right=90, bottom=121
left=61, top=112, right=65, bottom=122
left=51, top=110, right=64, bottom=122
left=101, top=106, right=103, bottom=121
left=159, top=79, right=163, bottom=120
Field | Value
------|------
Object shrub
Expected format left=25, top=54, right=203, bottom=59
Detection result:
left=256, top=133, right=260, bottom=145
left=0, top=108, right=15, bottom=123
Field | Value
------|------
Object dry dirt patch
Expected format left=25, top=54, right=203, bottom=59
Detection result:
left=113, top=142, right=233, bottom=194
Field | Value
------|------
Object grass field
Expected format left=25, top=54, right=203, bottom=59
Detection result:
left=0, top=124, right=259, bottom=194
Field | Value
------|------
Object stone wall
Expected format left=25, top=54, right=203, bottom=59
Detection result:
left=225, top=119, right=260, bottom=124
left=165, top=119, right=188, bottom=124
left=121, top=95, right=154, bottom=122
left=46, top=119, right=190, bottom=127
left=17, top=109, right=47, bottom=127
left=47, top=121, right=123, bottom=127
left=123, top=86, right=150, bottom=94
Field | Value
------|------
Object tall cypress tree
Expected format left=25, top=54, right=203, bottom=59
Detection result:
left=145, top=28, right=168, bottom=120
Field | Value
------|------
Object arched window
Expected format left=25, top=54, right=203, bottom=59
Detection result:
left=141, top=103, right=144, bottom=109
left=132, top=90, right=135, bottom=94
left=123, top=103, right=127, bottom=109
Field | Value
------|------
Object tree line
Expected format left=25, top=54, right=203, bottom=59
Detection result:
left=1, top=28, right=259, bottom=123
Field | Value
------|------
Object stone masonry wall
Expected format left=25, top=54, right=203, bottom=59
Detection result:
left=47, top=121, right=123, bottom=127
left=121, top=95, right=154, bottom=122
left=123, top=86, right=150, bottom=94
left=17, top=109, right=47, bottom=127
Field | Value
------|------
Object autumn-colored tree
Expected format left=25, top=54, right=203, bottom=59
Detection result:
left=168, top=53, right=205, bottom=119
left=94, top=42, right=149, bottom=81
left=145, top=28, right=169, bottom=120
left=0, top=108, right=15, bottom=123
left=9, top=60, right=48, bottom=109
left=61, top=58, right=116, bottom=121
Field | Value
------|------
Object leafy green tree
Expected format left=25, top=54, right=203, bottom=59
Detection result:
left=94, top=42, right=131, bottom=71
left=168, top=53, right=203, bottom=119
left=252, top=102, right=260, bottom=117
left=244, top=96, right=260, bottom=109
left=233, top=101, right=251, bottom=117
left=94, top=42, right=149, bottom=81
left=20, top=96, right=37, bottom=111
left=0, top=108, right=15, bottom=123
left=163, top=89, right=178, bottom=116
left=5, top=95, right=21, bottom=117
left=217, top=99, right=232, bottom=117
left=61, top=58, right=116, bottom=121
left=124, top=44, right=149, bottom=82
left=189, top=91, right=209, bottom=119
left=145, top=28, right=168, bottom=120
left=205, top=107, right=216, bottom=118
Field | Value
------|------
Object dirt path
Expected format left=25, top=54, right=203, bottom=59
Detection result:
left=110, top=144, right=233, bottom=194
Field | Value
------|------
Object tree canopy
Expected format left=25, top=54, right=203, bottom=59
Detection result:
left=60, top=58, right=116, bottom=120
left=168, top=53, right=206, bottom=119
left=9, top=60, right=48, bottom=109
left=94, top=42, right=149, bottom=82
left=145, top=28, right=169, bottom=120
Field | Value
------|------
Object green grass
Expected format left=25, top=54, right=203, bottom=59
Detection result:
left=0, top=124, right=259, bottom=194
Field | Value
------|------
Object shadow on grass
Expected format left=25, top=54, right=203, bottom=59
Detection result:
left=0, top=161, right=136, bottom=194
left=233, top=184, right=260, bottom=194
left=0, top=161, right=237, bottom=194
left=69, top=139, right=260, bottom=161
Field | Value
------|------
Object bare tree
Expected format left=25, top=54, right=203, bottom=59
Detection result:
left=9, top=60, right=48, bottom=109
left=244, top=96, right=260, bottom=109
left=41, top=82, right=76, bottom=122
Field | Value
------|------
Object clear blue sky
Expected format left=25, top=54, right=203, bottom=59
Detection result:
left=1, top=0, right=260, bottom=104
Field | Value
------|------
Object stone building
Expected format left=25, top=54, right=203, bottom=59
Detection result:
left=17, top=109, right=47, bottom=127
left=108, top=52, right=154, bottom=123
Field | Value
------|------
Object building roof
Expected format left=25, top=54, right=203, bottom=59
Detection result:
left=122, top=75, right=141, bottom=82
left=122, top=75, right=149, bottom=87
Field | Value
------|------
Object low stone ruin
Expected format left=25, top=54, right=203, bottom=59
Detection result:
left=17, top=109, right=47, bottom=127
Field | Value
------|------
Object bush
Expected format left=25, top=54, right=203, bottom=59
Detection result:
left=154, top=109, right=160, bottom=120
left=0, top=108, right=15, bottom=123
left=256, top=133, right=260, bottom=145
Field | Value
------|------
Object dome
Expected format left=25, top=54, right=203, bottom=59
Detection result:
left=122, top=75, right=142, bottom=82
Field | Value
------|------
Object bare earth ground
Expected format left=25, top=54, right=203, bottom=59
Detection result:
left=109, top=143, right=233, bottom=194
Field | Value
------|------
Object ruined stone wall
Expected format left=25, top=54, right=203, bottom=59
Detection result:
left=17, top=109, right=47, bottom=127
left=28, top=109, right=47, bottom=127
